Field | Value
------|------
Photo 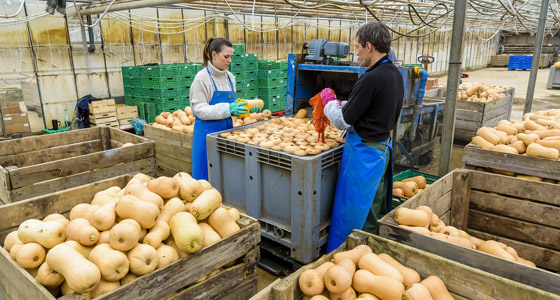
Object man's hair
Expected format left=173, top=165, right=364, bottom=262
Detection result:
left=356, top=21, right=391, bottom=54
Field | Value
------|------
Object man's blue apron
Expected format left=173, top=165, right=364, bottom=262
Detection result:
left=191, top=66, right=236, bottom=180
left=326, top=57, right=394, bottom=252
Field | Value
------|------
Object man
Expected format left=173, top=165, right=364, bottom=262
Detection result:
left=322, top=21, right=404, bottom=252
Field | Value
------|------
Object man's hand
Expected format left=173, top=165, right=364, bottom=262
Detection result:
left=320, top=88, right=341, bottom=106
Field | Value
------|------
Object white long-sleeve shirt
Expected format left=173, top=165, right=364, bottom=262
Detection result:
left=189, top=62, right=237, bottom=120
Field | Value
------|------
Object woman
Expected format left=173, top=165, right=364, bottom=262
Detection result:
left=190, top=37, right=248, bottom=180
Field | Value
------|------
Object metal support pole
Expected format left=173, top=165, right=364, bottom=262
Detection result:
left=98, top=14, right=112, bottom=98
left=438, top=0, right=468, bottom=177
left=524, top=0, right=550, bottom=114
left=156, top=8, right=164, bottom=64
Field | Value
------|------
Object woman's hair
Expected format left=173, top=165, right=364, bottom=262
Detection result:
left=202, top=37, right=233, bottom=68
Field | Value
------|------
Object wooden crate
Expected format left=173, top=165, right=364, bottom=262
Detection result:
left=250, top=230, right=559, bottom=300
left=143, top=124, right=192, bottom=176
left=0, top=127, right=155, bottom=204
left=116, top=105, right=138, bottom=121
left=90, top=100, right=118, bottom=127
left=463, top=143, right=560, bottom=181
left=378, top=169, right=560, bottom=295
left=489, top=55, right=511, bottom=67
left=89, top=99, right=116, bottom=115
left=0, top=174, right=260, bottom=300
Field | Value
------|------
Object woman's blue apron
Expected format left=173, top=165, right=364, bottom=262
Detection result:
left=191, top=66, right=235, bottom=180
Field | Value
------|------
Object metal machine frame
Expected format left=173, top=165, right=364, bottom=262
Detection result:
left=285, top=53, right=444, bottom=167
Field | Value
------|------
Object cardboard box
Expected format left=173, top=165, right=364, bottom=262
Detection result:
left=1, top=112, right=30, bottom=135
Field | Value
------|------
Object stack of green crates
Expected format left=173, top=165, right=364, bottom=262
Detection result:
left=121, top=62, right=201, bottom=123
left=258, top=60, right=288, bottom=112
left=229, top=44, right=259, bottom=101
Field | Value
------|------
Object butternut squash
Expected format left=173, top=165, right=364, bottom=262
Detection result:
left=143, top=221, right=170, bottom=248
left=199, top=222, right=221, bottom=247
left=225, top=207, right=240, bottom=221
left=167, top=240, right=189, bottom=259
left=120, top=272, right=138, bottom=285
left=357, top=294, right=380, bottom=300
left=526, top=143, right=559, bottom=159
left=17, top=219, right=66, bottom=249
left=430, top=232, right=473, bottom=249
left=476, top=127, right=500, bottom=145
left=324, top=265, right=352, bottom=294
left=91, top=192, right=118, bottom=206
left=63, top=240, right=93, bottom=258
left=156, top=244, right=179, bottom=268
left=440, top=226, right=460, bottom=237
left=352, top=270, right=404, bottom=300
left=337, top=258, right=356, bottom=279
left=512, top=122, right=525, bottom=133
left=399, top=225, right=430, bottom=235
left=415, top=206, right=433, bottom=229
left=468, top=236, right=483, bottom=249
left=402, top=176, right=427, bottom=189
left=90, top=201, right=117, bottom=231
left=91, top=279, right=120, bottom=299
left=516, top=174, right=544, bottom=181
left=70, top=203, right=99, bottom=221
left=524, top=119, right=547, bottom=131
left=43, top=214, right=70, bottom=227
left=378, top=253, right=420, bottom=288
left=495, top=123, right=517, bottom=135
left=66, top=218, right=100, bottom=246
left=35, top=262, right=64, bottom=287
left=491, top=144, right=518, bottom=154
left=131, top=173, right=152, bottom=184
left=333, top=245, right=372, bottom=267
left=116, top=195, right=160, bottom=229
left=393, top=207, right=430, bottom=227
left=299, top=269, right=325, bottom=296
left=109, top=219, right=141, bottom=252
left=490, top=168, right=516, bottom=176
left=208, top=207, right=241, bottom=238
left=401, top=181, right=418, bottom=197
left=478, top=240, right=515, bottom=261
left=88, top=244, right=129, bottom=281
left=405, top=283, right=434, bottom=300
left=157, top=197, right=189, bottom=224
left=505, top=246, right=520, bottom=261
left=198, top=179, right=213, bottom=191
left=4, top=231, right=22, bottom=251
left=147, top=176, right=180, bottom=199
left=358, top=253, right=404, bottom=283
left=190, top=188, right=223, bottom=220
left=509, top=140, right=527, bottom=154
left=471, top=136, right=494, bottom=150
left=9, top=243, right=23, bottom=259
left=517, top=133, right=540, bottom=146
left=125, top=182, right=164, bottom=209
left=169, top=212, right=205, bottom=254
left=97, top=230, right=110, bottom=244
left=16, top=242, right=45, bottom=269
left=517, top=257, right=537, bottom=268
left=536, top=139, right=560, bottom=151
left=46, top=243, right=101, bottom=293
left=532, top=129, right=560, bottom=139
left=174, top=172, right=203, bottom=202
left=420, top=276, right=454, bottom=300
left=128, top=244, right=159, bottom=275
left=393, top=188, right=404, bottom=197
left=310, top=296, right=329, bottom=300
left=329, top=287, right=357, bottom=300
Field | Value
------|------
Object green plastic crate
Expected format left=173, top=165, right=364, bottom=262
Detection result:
left=177, top=86, right=190, bottom=97
left=143, top=87, right=179, bottom=99
left=258, top=60, right=281, bottom=70
left=122, top=66, right=140, bottom=77
left=245, top=89, right=258, bottom=99
left=124, top=86, right=142, bottom=96
left=391, top=170, right=440, bottom=208
left=232, top=54, right=245, bottom=63
left=177, top=75, right=195, bottom=86
left=258, top=69, right=280, bottom=79
left=258, top=78, right=283, bottom=88
left=244, top=53, right=258, bottom=62
left=155, top=101, right=181, bottom=115
left=236, top=89, right=246, bottom=99
left=246, top=71, right=258, bottom=81
left=245, top=62, right=257, bottom=69
left=145, top=103, right=157, bottom=123
left=279, top=70, right=287, bottom=79
left=124, top=96, right=142, bottom=106
left=178, top=96, right=190, bottom=107
left=229, top=63, right=245, bottom=73
left=232, top=72, right=245, bottom=81
left=137, top=102, right=146, bottom=120
left=141, top=77, right=177, bottom=89
left=176, top=63, right=201, bottom=77
left=280, top=61, right=288, bottom=71
left=232, top=44, right=245, bottom=54
left=123, top=76, right=141, bottom=87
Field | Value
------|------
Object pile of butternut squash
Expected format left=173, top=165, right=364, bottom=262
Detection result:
left=393, top=206, right=537, bottom=268
left=298, top=244, right=454, bottom=300
left=219, top=117, right=345, bottom=156
left=457, top=82, right=509, bottom=102
left=472, top=109, right=560, bottom=160
left=392, top=176, right=429, bottom=198
left=152, top=106, right=196, bottom=133
left=475, top=167, right=560, bottom=184
left=231, top=109, right=272, bottom=127
left=3, top=172, right=241, bottom=299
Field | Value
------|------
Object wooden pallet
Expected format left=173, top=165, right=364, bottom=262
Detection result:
left=0, top=174, right=260, bottom=300
left=378, top=169, right=560, bottom=295
left=0, top=127, right=155, bottom=204
left=143, top=124, right=192, bottom=176
left=463, top=143, right=560, bottom=181
left=251, top=230, right=559, bottom=300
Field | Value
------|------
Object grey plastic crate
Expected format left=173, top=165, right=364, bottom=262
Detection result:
left=207, top=125, right=344, bottom=263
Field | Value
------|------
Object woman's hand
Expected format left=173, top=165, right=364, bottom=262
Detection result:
left=229, top=101, right=248, bottom=116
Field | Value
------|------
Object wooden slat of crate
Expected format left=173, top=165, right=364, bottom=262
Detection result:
left=88, top=99, right=115, bottom=114
left=251, top=231, right=560, bottom=300
left=0, top=140, right=103, bottom=168
left=378, top=169, right=560, bottom=295
left=90, top=115, right=117, bottom=123
left=144, top=124, right=193, bottom=176
left=116, top=106, right=138, bottom=119
left=463, top=143, right=560, bottom=181
left=118, top=118, right=132, bottom=126
left=144, top=124, right=192, bottom=149
left=0, top=174, right=261, bottom=300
